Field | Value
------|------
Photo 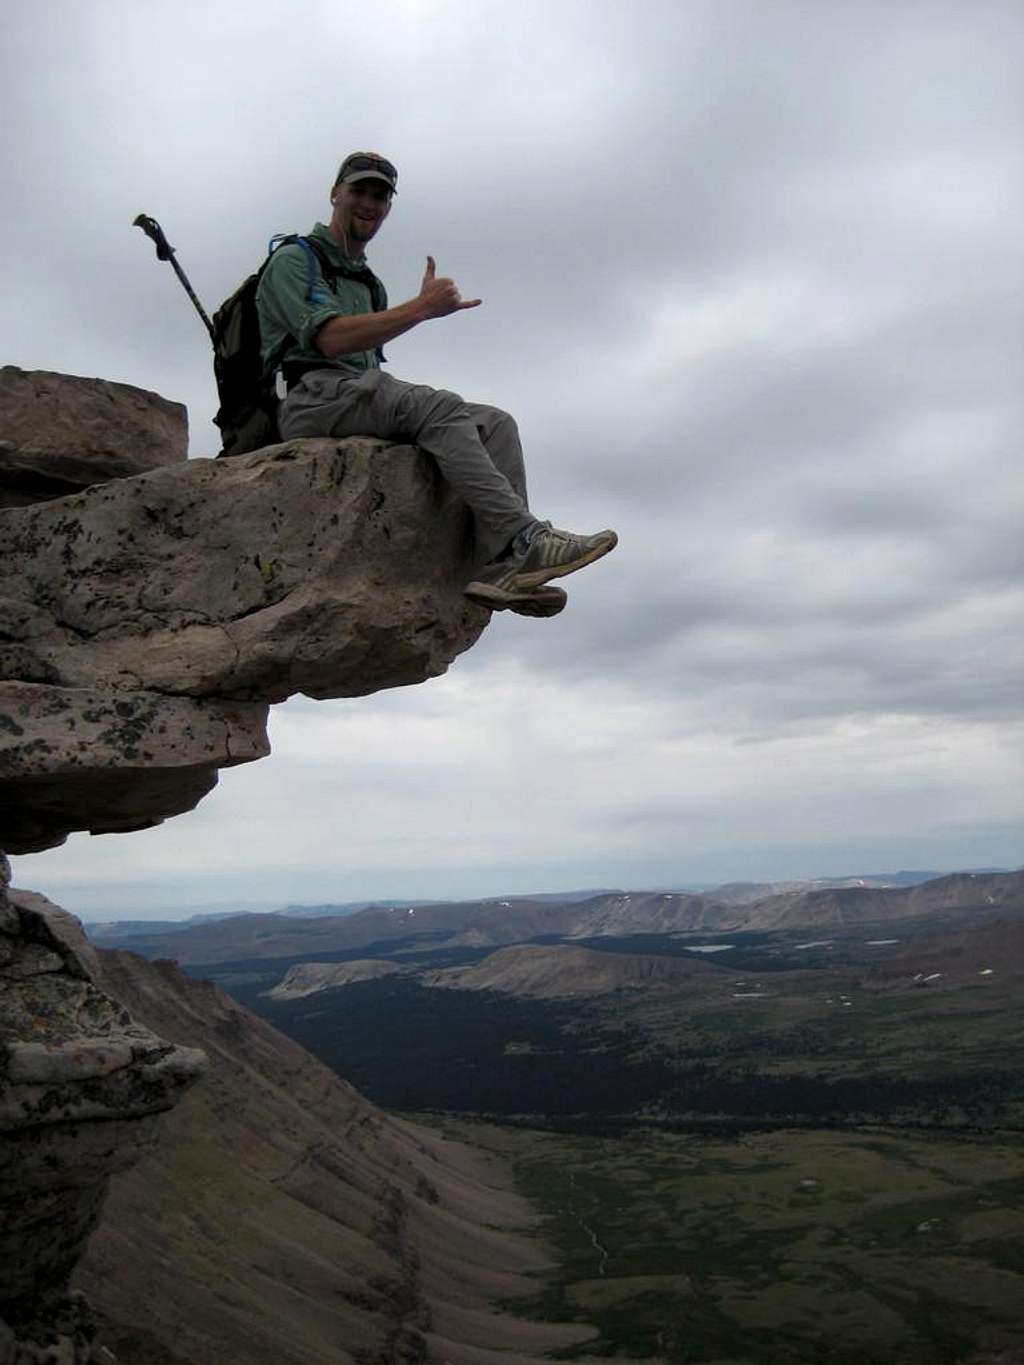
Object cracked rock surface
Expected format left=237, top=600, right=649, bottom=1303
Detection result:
left=0, top=855, right=205, bottom=1363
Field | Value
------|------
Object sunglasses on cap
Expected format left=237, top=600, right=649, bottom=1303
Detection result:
left=335, top=153, right=398, bottom=191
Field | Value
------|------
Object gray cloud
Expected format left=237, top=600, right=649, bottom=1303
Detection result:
left=3, top=0, right=1022, bottom=913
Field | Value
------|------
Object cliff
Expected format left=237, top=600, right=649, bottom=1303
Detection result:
left=0, top=369, right=499, bottom=1363
left=0, top=854, right=206, bottom=1364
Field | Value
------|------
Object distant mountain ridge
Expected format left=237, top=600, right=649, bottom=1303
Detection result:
left=91, top=869, right=1024, bottom=967
left=85, top=888, right=628, bottom=934
left=707, top=870, right=959, bottom=904
left=85, top=870, right=1011, bottom=938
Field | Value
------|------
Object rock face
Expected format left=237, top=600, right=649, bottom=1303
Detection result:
left=0, top=682, right=270, bottom=853
left=1, top=437, right=486, bottom=702
left=0, top=855, right=206, bottom=1363
left=1, top=386, right=489, bottom=852
left=0, top=368, right=187, bottom=509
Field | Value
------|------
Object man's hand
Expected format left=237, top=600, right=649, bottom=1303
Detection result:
left=417, top=256, right=482, bottom=317
left=313, top=256, right=481, bottom=358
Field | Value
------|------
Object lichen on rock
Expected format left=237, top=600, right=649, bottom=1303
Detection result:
left=0, top=681, right=270, bottom=853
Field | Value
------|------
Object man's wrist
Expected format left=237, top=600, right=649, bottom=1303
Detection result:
left=399, top=296, right=431, bottom=325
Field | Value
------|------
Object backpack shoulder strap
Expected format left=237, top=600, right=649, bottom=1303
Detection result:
left=266, top=234, right=330, bottom=305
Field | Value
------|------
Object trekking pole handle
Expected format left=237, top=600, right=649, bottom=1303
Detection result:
left=133, top=213, right=175, bottom=261
left=133, top=213, right=216, bottom=343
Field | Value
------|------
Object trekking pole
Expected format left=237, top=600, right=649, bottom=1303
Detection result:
left=133, top=214, right=215, bottom=343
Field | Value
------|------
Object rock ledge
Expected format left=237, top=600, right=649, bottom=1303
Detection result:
left=1, top=414, right=489, bottom=852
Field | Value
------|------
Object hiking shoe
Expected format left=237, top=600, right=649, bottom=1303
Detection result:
left=464, top=572, right=568, bottom=618
left=511, top=524, right=618, bottom=589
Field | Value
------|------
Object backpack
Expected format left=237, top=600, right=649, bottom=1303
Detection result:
left=211, top=236, right=386, bottom=458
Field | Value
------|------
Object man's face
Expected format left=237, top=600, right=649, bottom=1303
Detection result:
left=330, top=178, right=392, bottom=249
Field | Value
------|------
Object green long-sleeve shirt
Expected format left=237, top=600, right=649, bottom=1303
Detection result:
left=255, top=222, right=388, bottom=377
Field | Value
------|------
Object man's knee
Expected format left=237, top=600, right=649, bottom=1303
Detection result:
left=397, top=384, right=469, bottom=431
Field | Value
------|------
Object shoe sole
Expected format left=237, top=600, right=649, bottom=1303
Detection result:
left=464, top=582, right=567, bottom=618
left=512, top=530, right=618, bottom=590
left=508, top=591, right=567, bottom=618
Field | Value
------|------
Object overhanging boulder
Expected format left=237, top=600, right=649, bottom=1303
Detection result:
left=1, top=436, right=487, bottom=703
left=1, top=427, right=488, bottom=851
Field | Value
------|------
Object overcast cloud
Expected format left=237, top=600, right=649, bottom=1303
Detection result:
left=3, top=0, right=1022, bottom=916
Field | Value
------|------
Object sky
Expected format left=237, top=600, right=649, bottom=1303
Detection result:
left=3, top=0, right=1022, bottom=917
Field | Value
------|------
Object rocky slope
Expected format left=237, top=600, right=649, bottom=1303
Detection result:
left=421, top=943, right=714, bottom=999
left=0, top=857, right=205, bottom=1364
left=860, top=916, right=1024, bottom=992
left=76, top=947, right=595, bottom=1365
left=269, top=958, right=404, bottom=1000
left=270, top=944, right=716, bottom=1002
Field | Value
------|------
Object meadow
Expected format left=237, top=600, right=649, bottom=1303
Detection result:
left=437, top=1119, right=1024, bottom=1364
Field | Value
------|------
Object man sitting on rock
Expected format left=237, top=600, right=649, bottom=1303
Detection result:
left=256, top=151, right=617, bottom=618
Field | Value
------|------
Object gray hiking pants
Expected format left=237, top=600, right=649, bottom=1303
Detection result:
left=277, top=368, right=538, bottom=565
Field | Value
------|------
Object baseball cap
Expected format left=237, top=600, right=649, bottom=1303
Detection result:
left=334, top=152, right=398, bottom=194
